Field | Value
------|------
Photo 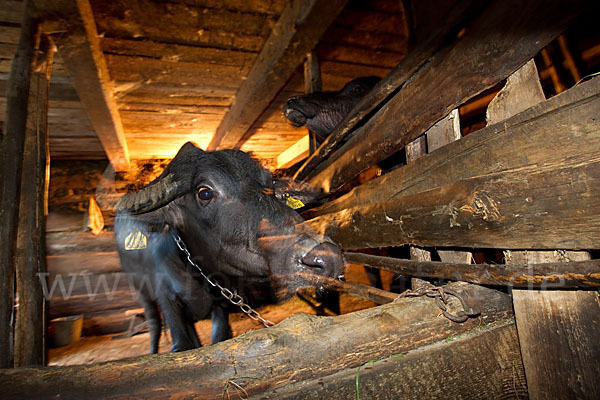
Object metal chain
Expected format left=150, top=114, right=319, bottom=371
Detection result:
left=394, top=285, right=480, bottom=323
left=173, top=233, right=275, bottom=327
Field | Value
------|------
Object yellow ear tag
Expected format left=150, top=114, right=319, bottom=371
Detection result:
left=285, top=195, right=305, bottom=210
left=124, top=231, right=147, bottom=250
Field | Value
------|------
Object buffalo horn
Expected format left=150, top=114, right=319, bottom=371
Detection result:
left=116, top=173, right=190, bottom=214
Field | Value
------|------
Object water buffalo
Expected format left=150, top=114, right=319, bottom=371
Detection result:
left=282, top=76, right=381, bottom=141
left=115, top=142, right=345, bottom=353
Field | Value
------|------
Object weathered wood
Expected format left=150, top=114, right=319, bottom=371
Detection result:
left=293, top=0, right=481, bottom=180
left=257, top=322, right=526, bottom=400
left=33, top=0, right=130, bottom=171
left=304, top=50, right=321, bottom=155
left=0, top=282, right=512, bottom=399
left=305, top=0, right=591, bottom=193
left=90, top=0, right=277, bottom=52
left=491, top=59, right=598, bottom=399
left=425, top=109, right=473, bottom=265
left=49, top=290, right=140, bottom=319
left=302, top=159, right=600, bottom=250
left=513, top=290, right=600, bottom=399
left=207, top=0, right=348, bottom=150
left=305, top=76, right=600, bottom=219
left=0, top=0, right=39, bottom=369
left=344, top=252, right=600, bottom=288
left=14, top=35, right=53, bottom=368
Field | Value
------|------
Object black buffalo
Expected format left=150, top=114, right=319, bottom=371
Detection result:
left=115, top=142, right=344, bottom=353
left=283, top=76, right=381, bottom=141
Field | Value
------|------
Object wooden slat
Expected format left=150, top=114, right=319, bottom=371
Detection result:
left=0, top=0, right=39, bottom=368
left=305, top=0, right=592, bottom=193
left=276, top=134, right=310, bottom=169
left=293, top=0, right=481, bottom=180
left=33, top=0, right=130, bottom=171
left=305, top=77, right=600, bottom=219
left=207, top=0, right=349, bottom=150
left=0, top=283, right=513, bottom=399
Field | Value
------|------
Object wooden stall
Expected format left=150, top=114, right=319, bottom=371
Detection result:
left=1, top=0, right=599, bottom=398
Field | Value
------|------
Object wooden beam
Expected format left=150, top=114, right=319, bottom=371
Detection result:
left=0, top=283, right=512, bottom=399
left=305, top=0, right=591, bottom=194
left=276, top=134, right=310, bottom=169
left=0, top=0, right=39, bottom=369
left=344, top=252, right=600, bottom=289
left=302, top=159, right=600, bottom=250
left=259, top=322, right=526, bottom=399
left=14, top=35, right=53, bottom=368
left=304, top=76, right=600, bottom=220
left=32, top=0, right=130, bottom=171
left=207, top=0, right=348, bottom=151
left=292, top=0, right=482, bottom=180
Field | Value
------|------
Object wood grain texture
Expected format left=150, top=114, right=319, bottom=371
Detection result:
left=0, top=282, right=512, bottom=399
left=513, top=290, right=600, bottom=399
left=257, top=322, right=526, bottom=400
left=305, top=0, right=591, bottom=193
left=208, top=0, right=348, bottom=150
left=302, top=159, right=600, bottom=250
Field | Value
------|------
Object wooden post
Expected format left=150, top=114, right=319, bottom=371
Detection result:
left=304, top=51, right=322, bottom=155
left=0, top=0, right=39, bottom=369
left=14, top=35, right=53, bottom=367
left=426, top=109, right=473, bottom=265
left=487, top=60, right=599, bottom=399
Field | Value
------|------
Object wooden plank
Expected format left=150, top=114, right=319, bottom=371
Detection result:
left=489, top=60, right=598, bottom=399
left=0, top=0, right=39, bottom=369
left=90, top=0, right=276, bottom=52
left=0, top=283, right=512, bottom=399
left=207, top=0, right=349, bottom=150
left=14, top=35, right=52, bottom=368
left=304, top=76, right=600, bottom=219
left=305, top=0, right=591, bottom=193
left=276, top=134, right=310, bottom=169
left=259, top=322, right=526, bottom=399
left=33, top=0, right=130, bottom=171
left=344, top=252, right=600, bottom=288
left=302, top=159, right=600, bottom=250
left=513, top=290, right=600, bottom=399
left=293, top=0, right=482, bottom=180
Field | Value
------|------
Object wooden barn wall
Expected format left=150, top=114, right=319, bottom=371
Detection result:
left=46, top=159, right=169, bottom=335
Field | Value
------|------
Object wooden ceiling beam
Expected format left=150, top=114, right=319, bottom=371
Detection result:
left=207, top=0, right=349, bottom=151
left=32, top=0, right=130, bottom=171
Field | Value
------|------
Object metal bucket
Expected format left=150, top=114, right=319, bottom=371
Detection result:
left=50, top=315, right=83, bottom=347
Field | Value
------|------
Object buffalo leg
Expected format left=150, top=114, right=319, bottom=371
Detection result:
left=159, top=296, right=201, bottom=352
left=139, top=295, right=162, bottom=354
left=211, top=305, right=232, bottom=344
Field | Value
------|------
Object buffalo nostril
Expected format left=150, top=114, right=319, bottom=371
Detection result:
left=301, top=242, right=344, bottom=276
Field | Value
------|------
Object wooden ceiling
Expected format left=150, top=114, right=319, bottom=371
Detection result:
left=0, top=0, right=408, bottom=169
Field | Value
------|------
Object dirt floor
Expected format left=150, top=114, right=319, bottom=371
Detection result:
left=48, top=292, right=376, bottom=366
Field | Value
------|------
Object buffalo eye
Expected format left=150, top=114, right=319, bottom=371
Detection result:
left=352, top=85, right=363, bottom=94
left=197, top=186, right=214, bottom=204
